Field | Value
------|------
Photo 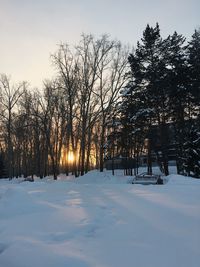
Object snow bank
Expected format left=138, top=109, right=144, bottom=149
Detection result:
left=166, top=174, right=200, bottom=186
left=75, top=170, right=132, bottom=184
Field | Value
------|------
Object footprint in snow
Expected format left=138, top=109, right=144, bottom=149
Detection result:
left=0, top=243, right=9, bottom=254
left=47, top=232, right=74, bottom=243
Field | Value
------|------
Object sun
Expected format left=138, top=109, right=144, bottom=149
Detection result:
left=67, top=151, right=75, bottom=163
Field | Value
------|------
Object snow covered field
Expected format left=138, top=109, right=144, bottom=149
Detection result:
left=0, top=170, right=200, bottom=267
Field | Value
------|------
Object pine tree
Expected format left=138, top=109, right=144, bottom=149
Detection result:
left=187, top=29, right=200, bottom=117
left=126, top=23, right=170, bottom=175
left=182, top=126, right=200, bottom=178
left=164, top=32, right=188, bottom=173
left=182, top=29, right=200, bottom=178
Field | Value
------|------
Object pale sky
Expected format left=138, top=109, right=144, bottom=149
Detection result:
left=0, top=0, right=199, bottom=88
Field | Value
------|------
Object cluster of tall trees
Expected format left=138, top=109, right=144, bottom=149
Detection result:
left=0, top=25, right=199, bottom=179
left=120, top=24, right=200, bottom=177
left=0, top=34, right=129, bottom=179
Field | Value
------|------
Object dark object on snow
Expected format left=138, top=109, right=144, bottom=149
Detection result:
left=156, top=176, right=164, bottom=185
left=23, top=177, right=34, bottom=182
left=132, top=172, right=163, bottom=185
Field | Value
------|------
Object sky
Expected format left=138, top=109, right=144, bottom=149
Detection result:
left=0, top=0, right=199, bottom=88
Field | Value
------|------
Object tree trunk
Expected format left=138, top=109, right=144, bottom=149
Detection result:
left=99, top=125, right=106, bottom=172
left=147, top=138, right=152, bottom=175
left=85, top=126, right=92, bottom=173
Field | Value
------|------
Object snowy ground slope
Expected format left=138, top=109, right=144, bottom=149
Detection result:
left=0, top=171, right=200, bottom=267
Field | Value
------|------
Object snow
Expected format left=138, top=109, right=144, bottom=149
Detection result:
left=120, top=87, right=131, bottom=96
left=130, top=108, right=154, bottom=121
left=0, top=170, right=200, bottom=267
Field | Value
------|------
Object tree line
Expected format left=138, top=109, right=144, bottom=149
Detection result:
left=0, top=24, right=199, bottom=179
left=0, top=34, right=129, bottom=179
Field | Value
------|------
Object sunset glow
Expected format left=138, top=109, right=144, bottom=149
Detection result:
left=67, top=151, right=75, bottom=163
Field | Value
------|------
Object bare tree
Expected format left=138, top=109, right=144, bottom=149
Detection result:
left=93, top=41, right=130, bottom=171
left=0, top=74, right=25, bottom=178
left=52, top=35, right=130, bottom=175
left=52, top=44, right=80, bottom=176
left=13, top=89, right=34, bottom=178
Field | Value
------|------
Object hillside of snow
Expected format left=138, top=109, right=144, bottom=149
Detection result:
left=0, top=170, right=200, bottom=267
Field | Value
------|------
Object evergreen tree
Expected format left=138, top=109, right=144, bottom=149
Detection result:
left=182, top=126, right=200, bottom=178
left=182, top=29, right=200, bottom=178
left=187, top=29, right=200, bottom=118
left=125, top=23, right=170, bottom=175
left=164, top=32, right=188, bottom=173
